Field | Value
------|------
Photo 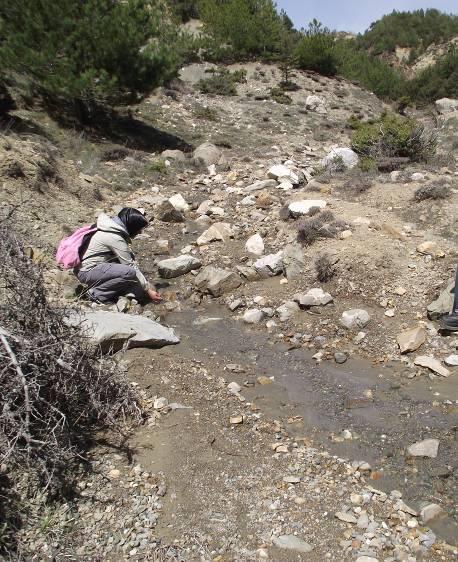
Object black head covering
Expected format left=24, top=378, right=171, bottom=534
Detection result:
left=117, top=208, right=148, bottom=237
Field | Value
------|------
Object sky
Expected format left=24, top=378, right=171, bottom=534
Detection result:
left=276, top=1, right=457, bottom=33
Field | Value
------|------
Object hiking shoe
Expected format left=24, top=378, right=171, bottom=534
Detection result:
left=441, top=313, right=458, bottom=332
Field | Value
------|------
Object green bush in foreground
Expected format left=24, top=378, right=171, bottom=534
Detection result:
left=351, top=112, right=437, bottom=162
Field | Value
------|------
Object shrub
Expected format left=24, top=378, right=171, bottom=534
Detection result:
left=315, top=253, right=338, bottom=282
left=351, top=112, right=437, bottom=162
left=295, top=21, right=337, bottom=76
left=414, top=181, right=452, bottom=201
left=297, top=210, right=346, bottom=246
left=147, top=159, right=168, bottom=174
left=270, top=87, right=292, bottom=105
left=0, top=226, right=141, bottom=549
left=193, top=105, right=219, bottom=120
left=100, top=147, right=131, bottom=162
left=197, top=68, right=245, bottom=96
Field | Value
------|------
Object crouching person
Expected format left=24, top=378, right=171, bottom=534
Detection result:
left=77, top=208, right=162, bottom=304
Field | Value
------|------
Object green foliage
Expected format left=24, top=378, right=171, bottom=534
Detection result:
left=0, top=0, right=181, bottom=118
left=351, top=112, right=437, bottom=162
left=295, top=20, right=337, bottom=76
left=148, top=159, right=168, bottom=174
left=270, top=87, right=292, bottom=104
left=168, top=0, right=200, bottom=22
left=197, top=68, right=246, bottom=95
left=407, top=46, right=458, bottom=104
left=198, top=0, right=285, bottom=59
left=357, top=9, right=458, bottom=58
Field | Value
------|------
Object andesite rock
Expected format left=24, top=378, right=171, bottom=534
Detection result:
left=288, top=199, right=326, bottom=217
left=168, top=193, right=189, bottom=213
left=267, top=164, right=299, bottom=185
left=272, top=535, right=313, bottom=554
left=321, top=147, right=359, bottom=171
left=420, top=503, right=444, bottom=524
left=295, top=288, right=333, bottom=307
left=197, top=222, right=233, bottom=245
left=254, top=252, right=284, bottom=278
left=72, top=310, right=179, bottom=352
left=282, top=243, right=305, bottom=279
left=194, top=266, right=242, bottom=297
left=397, top=326, right=426, bottom=353
left=407, top=438, right=439, bottom=458
left=157, top=255, right=202, bottom=279
left=245, top=233, right=264, bottom=256
left=243, top=309, right=264, bottom=324
left=341, top=309, right=370, bottom=330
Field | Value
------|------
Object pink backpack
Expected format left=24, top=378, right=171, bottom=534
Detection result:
left=56, top=224, right=98, bottom=269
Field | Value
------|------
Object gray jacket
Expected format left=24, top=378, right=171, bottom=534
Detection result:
left=78, top=214, right=149, bottom=289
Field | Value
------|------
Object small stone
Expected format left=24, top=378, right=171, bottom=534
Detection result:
left=257, top=376, right=272, bottom=385
left=356, top=558, right=379, bottom=562
left=168, top=193, right=189, bottom=212
left=276, top=301, right=300, bottom=322
left=267, top=165, right=299, bottom=185
left=272, top=535, right=313, bottom=554
left=245, top=234, right=264, bottom=256
left=227, top=382, right=241, bottom=394
left=350, top=494, right=364, bottom=505
left=407, top=438, right=440, bottom=458
left=294, top=288, right=333, bottom=307
left=335, top=511, right=357, bottom=524
left=154, top=397, right=168, bottom=410
left=283, top=476, right=301, bottom=484
left=334, top=352, right=348, bottom=364
left=243, top=309, right=264, bottom=324
left=230, top=415, right=244, bottom=425
left=288, top=199, right=326, bottom=217
left=157, top=255, right=202, bottom=279
left=341, top=309, right=370, bottom=330
left=444, top=354, right=458, bottom=366
left=417, top=241, right=445, bottom=258
left=108, top=469, right=121, bottom=480
left=197, top=222, right=233, bottom=245
left=342, top=429, right=352, bottom=440
left=357, top=512, right=369, bottom=529
left=411, top=172, right=425, bottom=182
left=420, top=503, right=444, bottom=523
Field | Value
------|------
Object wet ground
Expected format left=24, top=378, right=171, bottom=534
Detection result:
left=141, top=306, right=458, bottom=545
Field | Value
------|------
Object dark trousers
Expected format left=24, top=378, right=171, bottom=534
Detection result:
left=77, top=264, right=145, bottom=303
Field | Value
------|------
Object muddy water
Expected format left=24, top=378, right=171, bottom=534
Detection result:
left=164, top=306, right=458, bottom=544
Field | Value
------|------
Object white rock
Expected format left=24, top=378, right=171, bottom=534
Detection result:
left=267, top=164, right=299, bottom=185
left=356, top=558, right=379, bottom=562
left=243, top=309, right=264, bottom=324
left=254, top=252, right=284, bottom=278
left=276, top=301, right=300, bottom=322
left=157, top=255, right=202, bottom=278
left=306, top=95, right=327, bottom=114
left=277, top=179, right=294, bottom=191
left=197, top=222, right=233, bottom=245
left=411, top=172, right=425, bottom=182
left=168, top=193, right=189, bottom=212
left=245, top=233, right=264, bottom=256
left=227, top=382, right=241, bottom=394
left=288, top=199, right=326, bottom=217
left=321, top=147, right=359, bottom=171
left=420, top=503, right=444, bottom=523
left=414, top=355, right=450, bottom=377
left=341, top=309, right=370, bottom=330
left=335, top=511, right=357, bottom=523
left=444, top=354, right=458, bottom=366
left=295, top=288, right=333, bottom=307
left=435, top=97, right=458, bottom=115
left=194, top=266, right=242, bottom=297
left=390, top=171, right=402, bottom=182
left=196, top=200, right=214, bottom=215
left=154, top=397, right=168, bottom=409
left=272, top=535, right=313, bottom=554
left=407, top=438, right=440, bottom=458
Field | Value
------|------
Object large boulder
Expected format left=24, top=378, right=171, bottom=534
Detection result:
left=193, top=142, right=223, bottom=166
left=305, top=95, right=327, bottom=114
left=72, top=310, right=179, bottom=352
left=435, top=98, right=458, bottom=115
left=321, top=147, right=359, bottom=171
left=194, top=266, right=242, bottom=297
left=157, top=255, right=202, bottom=279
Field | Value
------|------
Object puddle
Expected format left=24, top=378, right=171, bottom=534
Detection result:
left=163, top=306, right=458, bottom=544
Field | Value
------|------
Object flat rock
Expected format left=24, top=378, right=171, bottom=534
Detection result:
left=272, top=535, right=313, bottom=554
left=72, top=310, right=179, bottom=352
left=444, top=354, right=458, bottom=366
left=197, top=222, right=233, bottom=245
left=420, top=503, right=444, bottom=523
left=157, top=255, right=202, bottom=279
left=335, top=511, right=357, bottom=524
left=407, top=438, right=440, bottom=458
left=244, top=179, right=278, bottom=193
left=397, top=326, right=427, bottom=353
left=267, top=164, right=299, bottom=185
left=254, top=252, right=284, bottom=278
left=194, top=266, right=242, bottom=297
left=288, top=199, right=326, bottom=217
left=245, top=233, right=264, bottom=256
left=295, top=288, right=333, bottom=307
left=414, top=355, right=450, bottom=377
left=341, top=309, right=370, bottom=329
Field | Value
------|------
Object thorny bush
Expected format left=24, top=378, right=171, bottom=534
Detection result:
left=0, top=225, right=141, bottom=550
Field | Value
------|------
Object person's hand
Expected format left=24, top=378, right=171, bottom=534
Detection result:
left=147, top=288, right=163, bottom=303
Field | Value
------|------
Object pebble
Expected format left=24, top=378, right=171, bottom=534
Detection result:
left=334, top=352, right=348, bottom=364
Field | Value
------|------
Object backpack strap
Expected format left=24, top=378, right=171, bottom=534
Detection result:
left=81, top=228, right=132, bottom=262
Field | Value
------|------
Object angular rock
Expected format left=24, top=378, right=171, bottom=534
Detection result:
left=245, top=233, right=264, bottom=256
left=73, top=310, right=179, bottom=352
left=397, top=326, right=426, bottom=354
left=243, top=309, right=264, bottom=324
left=197, top=222, right=233, bottom=245
left=282, top=243, right=305, bottom=279
left=414, top=355, right=450, bottom=377
left=244, top=179, right=278, bottom=193
left=168, top=193, right=189, bottom=212
left=193, top=142, right=223, bottom=166
left=288, top=199, right=327, bottom=218
left=335, top=511, right=357, bottom=524
left=194, top=266, right=242, bottom=297
left=341, top=309, right=370, bottom=330
left=444, top=354, right=458, bottom=366
left=420, top=503, right=444, bottom=524
left=254, top=252, right=284, bottom=278
left=407, top=438, right=440, bottom=458
left=295, top=288, right=333, bottom=307
left=156, top=200, right=185, bottom=223
left=157, top=255, right=202, bottom=279
left=321, top=147, right=359, bottom=171
left=435, top=97, right=458, bottom=115
left=272, top=535, right=313, bottom=554
left=305, top=95, right=327, bottom=114
left=427, top=280, right=454, bottom=320
left=417, top=241, right=445, bottom=258
left=276, top=301, right=300, bottom=322
left=267, top=164, right=299, bottom=185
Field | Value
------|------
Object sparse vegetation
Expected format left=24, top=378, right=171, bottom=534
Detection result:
left=270, top=87, right=292, bottom=105
left=414, top=181, right=452, bottom=201
left=197, top=68, right=246, bottom=96
left=315, top=253, right=338, bottom=282
left=193, top=105, right=219, bottom=120
left=147, top=159, right=169, bottom=174
left=297, top=210, right=346, bottom=247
